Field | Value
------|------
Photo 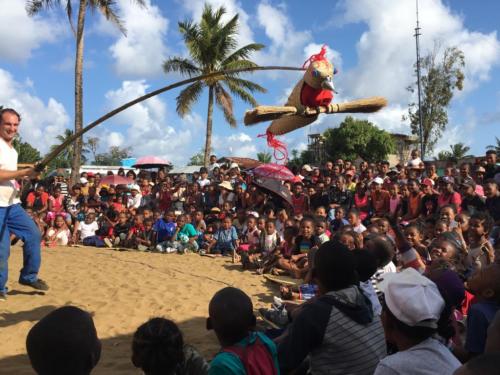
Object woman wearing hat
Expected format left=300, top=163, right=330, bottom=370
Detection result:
left=218, top=181, right=235, bottom=208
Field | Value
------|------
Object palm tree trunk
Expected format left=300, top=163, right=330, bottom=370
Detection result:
left=71, top=0, right=87, bottom=185
left=204, top=85, right=215, bottom=167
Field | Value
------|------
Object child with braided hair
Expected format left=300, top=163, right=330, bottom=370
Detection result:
left=132, top=318, right=208, bottom=375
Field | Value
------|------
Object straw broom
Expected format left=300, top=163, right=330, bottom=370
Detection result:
left=244, top=96, right=388, bottom=126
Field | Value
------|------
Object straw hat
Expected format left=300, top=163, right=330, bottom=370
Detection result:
left=218, top=181, right=234, bottom=191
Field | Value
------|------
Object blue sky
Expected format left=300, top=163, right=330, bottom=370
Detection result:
left=1, top=0, right=499, bottom=166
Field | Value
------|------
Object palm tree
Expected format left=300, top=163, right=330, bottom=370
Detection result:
left=163, top=4, right=266, bottom=167
left=487, top=136, right=500, bottom=154
left=48, top=129, right=89, bottom=168
left=26, top=0, right=145, bottom=183
left=257, top=152, right=272, bottom=163
left=436, top=142, right=472, bottom=162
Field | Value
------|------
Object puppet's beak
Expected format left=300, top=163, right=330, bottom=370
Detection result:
left=321, top=78, right=335, bottom=91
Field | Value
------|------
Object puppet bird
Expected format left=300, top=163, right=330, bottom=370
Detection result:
left=266, top=46, right=337, bottom=136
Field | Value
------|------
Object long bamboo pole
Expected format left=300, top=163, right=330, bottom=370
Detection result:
left=36, top=66, right=304, bottom=171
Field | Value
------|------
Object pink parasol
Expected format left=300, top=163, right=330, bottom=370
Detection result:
left=99, top=175, right=131, bottom=186
left=132, top=156, right=171, bottom=169
left=253, top=163, right=294, bottom=181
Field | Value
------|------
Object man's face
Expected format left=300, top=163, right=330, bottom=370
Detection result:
left=0, top=112, right=19, bottom=143
left=210, top=156, right=217, bottom=164
left=460, top=165, right=469, bottom=177
left=484, top=183, right=498, bottom=198
left=486, top=153, right=496, bottom=165
left=381, top=164, right=389, bottom=173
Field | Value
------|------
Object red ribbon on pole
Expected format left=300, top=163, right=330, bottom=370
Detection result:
left=258, top=130, right=288, bottom=163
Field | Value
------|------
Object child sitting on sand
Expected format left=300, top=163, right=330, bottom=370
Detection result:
left=44, top=214, right=71, bottom=247
left=207, top=287, right=279, bottom=374
left=132, top=317, right=208, bottom=375
left=74, top=212, right=105, bottom=247
left=134, top=218, right=157, bottom=251
left=241, top=220, right=281, bottom=273
left=26, top=306, right=101, bottom=375
left=210, top=216, right=239, bottom=256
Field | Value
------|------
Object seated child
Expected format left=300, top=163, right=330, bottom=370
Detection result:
left=329, top=206, right=348, bottom=233
left=74, top=212, right=105, bottom=247
left=466, top=212, right=495, bottom=274
left=315, top=217, right=330, bottom=244
left=107, top=212, right=131, bottom=247
left=44, top=214, right=71, bottom=247
left=404, top=223, right=429, bottom=262
left=238, top=216, right=260, bottom=253
left=277, top=218, right=320, bottom=279
left=132, top=317, right=208, bottom=375
left=347, top=208, right=367, bottom=234
left=134, top=218, right=157, bottom=251
left=172, top=214, right=199, bottom=253
left=155, top=211, right=177, bottom=253
left=462, top=263, right=500, bottom=358
left=241, top=220, right=281, bottom=273
left=124, top=214, right=145, bottom=249
left=207, top=287, right=279, bottom=374
left=440, top=204, right=458, bottom=229
left=26, top=306, right=101, bottom=375
left=435, top=219, right=450, bottom=237
left=209, top=217, right=239, bottom=257
left=278, top=242, right=386, bottom=374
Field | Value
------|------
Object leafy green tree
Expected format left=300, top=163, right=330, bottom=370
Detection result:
left=487, top=136, right=500, bottom=154
left=256, top=152, right=272, bottom=163
left=323, top=116, right=395, bottom=163
left=406, top=44, right=465, bottom=157
left=188, top=151, right=205, bottom=166
left=163, top=4, right=266, bottom=167
left=13, top=137, right=41, bottom=163
left=94, top=146, right=132, bottom=166
left=27, top=0, right=145, bottom=183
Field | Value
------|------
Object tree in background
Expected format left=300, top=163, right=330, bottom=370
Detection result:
left=405, top=44, right=465, bottom=157
left=257, top=152, right=272, bottom=163
left=163, top=4, right=265, bottom=167
left=27, top=0, right=145, bottom=183
left=323, top=116, right=395, bottom=163
left=86, top=136, right=99, bottom=162
left=188, top=151, right=205, bottom=166
left=48, top=129, right=89, bottom=168
left=94, top=146, right=132, bottom=166
left=13, top=137, right=41, bottom=163
left=436, top=142, right=472, bottom=163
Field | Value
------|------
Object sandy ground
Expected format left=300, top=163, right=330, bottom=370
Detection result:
left=0, top=245, right=278, bottom=374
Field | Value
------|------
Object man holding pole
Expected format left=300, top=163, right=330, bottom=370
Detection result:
left=0, top=108, right=48, bottom=301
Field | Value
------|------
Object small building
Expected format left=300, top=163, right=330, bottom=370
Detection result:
left=218, top=156, right=262, bottom=170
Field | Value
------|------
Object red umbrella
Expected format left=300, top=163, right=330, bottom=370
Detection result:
left=99, top=175, right=131, bottom=186
left=253, top=163, right=294, bottom=181
left=132, top=156, right=171, bottom=169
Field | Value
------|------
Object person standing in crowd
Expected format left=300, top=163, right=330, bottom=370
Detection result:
left=0, top=108, right=49, bottom=301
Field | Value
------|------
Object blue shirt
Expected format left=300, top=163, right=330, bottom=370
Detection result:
left=209, top=332, right=279, bottom=375
left=214, top=226, right=238, bottom=248
left=154, top=219, right=176, bottom=242
left=465, top=301, right=499, bottom=354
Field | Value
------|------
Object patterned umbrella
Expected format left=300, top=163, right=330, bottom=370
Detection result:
left=253, top=163, right=294, bottom=181
left=132, top=156, right=171, bottom=169
left=99, top=175, right=131, bottom=186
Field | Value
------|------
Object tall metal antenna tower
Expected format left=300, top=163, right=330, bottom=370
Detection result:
left=414, top=0, right=425, bottom=159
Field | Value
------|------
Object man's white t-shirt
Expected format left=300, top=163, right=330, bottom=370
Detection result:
left=0, top=137, right=20, bottom=207
left=79, top=221, right=99, bottom=240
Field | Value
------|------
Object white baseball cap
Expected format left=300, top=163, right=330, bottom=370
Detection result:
left=373, top=177, right=384, bottom=185
left=130, top=184, right=141, bottom=192
left=379, top=268, right=445, bottom=328
left=79, top=177, right=88, bottom=184
left=302, top=164, right=312, bottom=172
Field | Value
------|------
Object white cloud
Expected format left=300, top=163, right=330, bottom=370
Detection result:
left=0, top=69, right=69, bottom=154
left=338, top=0, right=500, bottom=103
left=212, top=132, right=258, bottom=158
left=107, top=0, right=169, bottom=77
left=104, top=80, right=195, bottom=165
left=0, top=0, right=62, bottom=62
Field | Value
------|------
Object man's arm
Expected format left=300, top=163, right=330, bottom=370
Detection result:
left=0, top=167, right=39, bottom=183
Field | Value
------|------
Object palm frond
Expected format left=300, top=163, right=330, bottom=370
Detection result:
left=163, top=57, right=201, bottom=77
left=92, top=0, right=126, bottom=35
left=221, top=43, right=265, bottom=66
left=215, top=84, right=236, bottom=127
left=26, top=0, right=60, bottom=16
left=212, top=14, right=239, bottom=60
left=176, top=81, right=205, bottom=117
left=223, top=80, right=259, bottom=107
left=224, top=76, right=266, bottom=93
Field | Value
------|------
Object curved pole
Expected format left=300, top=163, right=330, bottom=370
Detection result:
left=36, top=65, right=304, bottom=171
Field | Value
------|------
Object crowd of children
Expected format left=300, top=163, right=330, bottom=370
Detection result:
left=18, top=149, right=500, bottom=374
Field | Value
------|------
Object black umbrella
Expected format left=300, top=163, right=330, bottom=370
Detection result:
left=253, top=177, right=292, bottom=206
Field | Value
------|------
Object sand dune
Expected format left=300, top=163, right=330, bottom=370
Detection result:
left=0, top=245, right=278, bottom=374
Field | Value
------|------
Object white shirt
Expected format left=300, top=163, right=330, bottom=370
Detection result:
left=127, top=194, right=142, bottom=209
left=0, top=137, right=20, bottom=207
left=79, top=221, right=99, bottom=240
left=198, top=178, right=211, bottom=188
